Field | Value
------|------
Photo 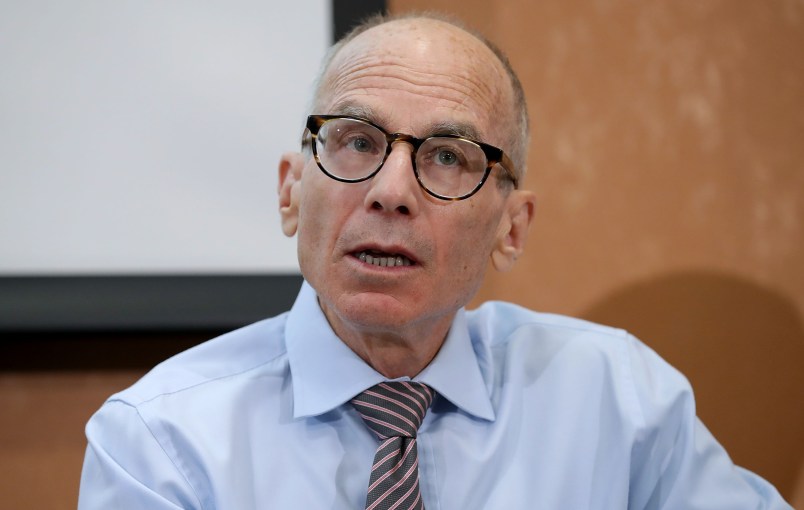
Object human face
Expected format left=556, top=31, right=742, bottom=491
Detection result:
left=284, top=20, right=522, bottom=340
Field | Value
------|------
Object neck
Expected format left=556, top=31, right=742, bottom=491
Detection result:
left=319, top=301, right=455, bottom=379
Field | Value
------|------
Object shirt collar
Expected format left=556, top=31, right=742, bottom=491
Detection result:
left=285, top=281, right=495, bottom=421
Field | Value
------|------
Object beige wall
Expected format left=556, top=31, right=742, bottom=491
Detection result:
left=2, top=1, right=802, bottom=507
left=392, top=0, right=804, bottom=500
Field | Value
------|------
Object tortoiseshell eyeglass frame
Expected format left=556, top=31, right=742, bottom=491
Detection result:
left=301, top=114, right=519, bottom=201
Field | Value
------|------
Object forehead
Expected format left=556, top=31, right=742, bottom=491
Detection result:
left=318, top=19, right=512, bottom=143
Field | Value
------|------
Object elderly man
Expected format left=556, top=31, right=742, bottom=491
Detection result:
left=78, top=13, right=792, bottom=509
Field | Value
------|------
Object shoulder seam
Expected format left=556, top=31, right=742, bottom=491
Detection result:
left=103, top=399, right=207, bottom=509
left=620, top=333, right=648, bottom=429
left=489, top=316, right=629, bottom=347
left=124, top=347, right=288, bottom=408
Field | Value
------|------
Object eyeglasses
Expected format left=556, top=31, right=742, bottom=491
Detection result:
left=302, top=115, right=518, bottom=201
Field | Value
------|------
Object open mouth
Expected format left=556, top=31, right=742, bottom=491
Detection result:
left=354, top=250, right=414, bottom=267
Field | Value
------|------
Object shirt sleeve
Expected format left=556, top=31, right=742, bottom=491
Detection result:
left=624, top=334, right=793, bottom=510
left=78, top=399, right=203, bottom=510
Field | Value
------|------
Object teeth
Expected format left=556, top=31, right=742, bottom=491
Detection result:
left=356, top=251, right=412, bottom=267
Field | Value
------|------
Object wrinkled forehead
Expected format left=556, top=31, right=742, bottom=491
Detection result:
left=317, top=19, right=513, bottom=142
left=332, top=18, right=498, bottom=67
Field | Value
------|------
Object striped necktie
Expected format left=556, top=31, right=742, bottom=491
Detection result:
left=351, top=381, right=435, bottom=510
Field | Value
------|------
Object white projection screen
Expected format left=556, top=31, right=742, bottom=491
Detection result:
left=0, top=1, right=332, bottom=276
left=0, top=1, right=383, bottom=330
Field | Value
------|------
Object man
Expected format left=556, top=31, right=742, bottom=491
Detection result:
left=78, top=13, right=793, bottom=509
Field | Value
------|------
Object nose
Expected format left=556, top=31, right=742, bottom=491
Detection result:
left=363, top=142, right=421, bottom=216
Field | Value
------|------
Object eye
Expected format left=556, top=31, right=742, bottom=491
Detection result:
left=348, top=136, right=374, bottom=153
left=436, top=149, right=459, bottom=166
left=426, top=143, right=469, bottom=169
left=334, top=126, right=382, bottom=154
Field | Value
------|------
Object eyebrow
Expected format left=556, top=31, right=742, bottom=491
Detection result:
left=328, top=102, right=387, bottom=126
left=424, top=121, right=482, bottom=141
left=326, top=101, right=484, bottom=142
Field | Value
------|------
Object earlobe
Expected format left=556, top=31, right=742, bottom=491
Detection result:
left=491, top=190, right=536, bottom=272
left=278, top=152, right=305, bottom=237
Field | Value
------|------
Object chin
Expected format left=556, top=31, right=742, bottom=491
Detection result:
left=335, top=292, right=416, bottom=330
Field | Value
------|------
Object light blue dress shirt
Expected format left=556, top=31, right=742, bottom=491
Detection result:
left=78, top=281, right=792, bottom=509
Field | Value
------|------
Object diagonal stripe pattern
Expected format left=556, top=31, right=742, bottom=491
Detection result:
left=351, top=382, right=435, bottom=510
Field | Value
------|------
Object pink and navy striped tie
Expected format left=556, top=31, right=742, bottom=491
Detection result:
left=351, top=381, right=435, bottom=510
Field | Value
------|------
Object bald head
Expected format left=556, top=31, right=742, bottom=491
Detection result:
left=310, top=13, right=530, bottom=181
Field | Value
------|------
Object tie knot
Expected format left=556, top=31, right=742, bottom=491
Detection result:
left=351, top=381, right=435, bottom=439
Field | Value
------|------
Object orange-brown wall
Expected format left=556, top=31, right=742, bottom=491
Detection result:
left=392, top=0, right=804, bottom=501
left=0, top=371, right=143, bottom=509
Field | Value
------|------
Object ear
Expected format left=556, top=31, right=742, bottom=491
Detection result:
left=277, top=152, right=305, bottom=237
left=491, top=190, right=536, bottom=272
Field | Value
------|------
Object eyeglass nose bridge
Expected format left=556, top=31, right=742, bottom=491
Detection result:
left=382, top=132, right=425, bottom=158
left=376, top=132, right=428, bottom=177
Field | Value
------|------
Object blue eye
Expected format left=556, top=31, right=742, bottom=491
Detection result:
left=436, top=150, right=458, bottom=166
left=350, top=137, right=373, bottom=152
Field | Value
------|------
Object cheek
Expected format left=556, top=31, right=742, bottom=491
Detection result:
left=430, top=214, right=497, bottom=311
left=438, top=203, right=501, bottom=275
left=296, top=178, right=360, bottom=271
left=298, top=172, right=339, bottom=233
left=296, top=185, right=332, bottom=269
